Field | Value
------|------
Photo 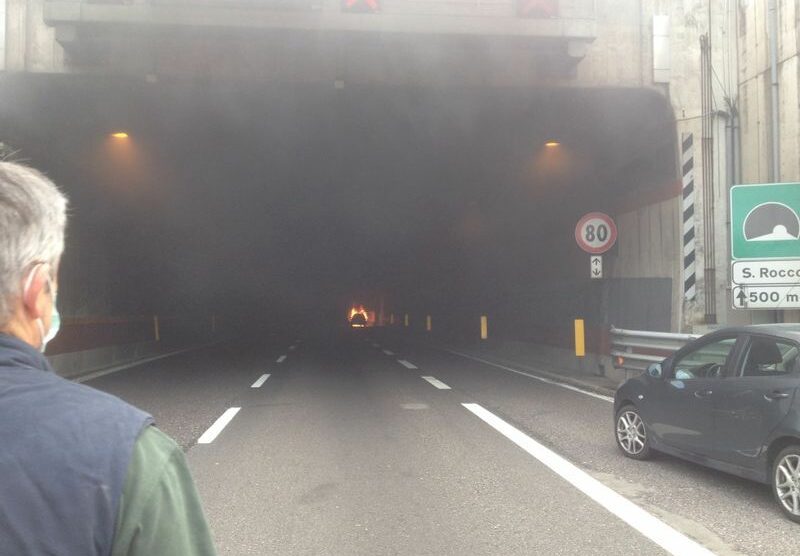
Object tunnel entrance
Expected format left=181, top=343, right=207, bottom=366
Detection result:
left=0, top=75, right=677, bottom=353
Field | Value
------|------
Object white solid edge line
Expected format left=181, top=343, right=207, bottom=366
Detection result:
left=462, top=403, right=714, bottom=556
left=277, top=355, right=287, bottom=363
left=445, top=349, right=613, bottom=403
left=397, top=359, right=418, bottom=369
left=421, top=376, right=451, bottom=390
left=383, top=349, right=395, bottom=356
left=197, top=407, right=241, bottom=444
left=251, top=374, right=270, bottom=388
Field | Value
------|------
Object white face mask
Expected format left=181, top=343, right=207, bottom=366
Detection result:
left=40, top=277, right=60, bottom=351
left=24, top=265, right=60, bottom=352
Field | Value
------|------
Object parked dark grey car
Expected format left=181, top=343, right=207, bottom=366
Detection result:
left=614, top=324, right=800, bottom=523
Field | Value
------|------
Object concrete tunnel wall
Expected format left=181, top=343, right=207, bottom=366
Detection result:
left=1, top=101, right=219, bottom=377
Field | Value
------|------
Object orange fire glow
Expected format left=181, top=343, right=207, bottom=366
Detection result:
left=349, top=306, right=369, bottom=322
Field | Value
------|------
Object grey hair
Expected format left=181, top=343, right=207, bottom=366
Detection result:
left=0, top=162, right=68, bottom=326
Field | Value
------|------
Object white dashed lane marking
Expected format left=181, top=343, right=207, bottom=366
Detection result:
left=197, top=407, right=241, bottom=445
left=398, top=360, right=418, bottom=370
left=277, top=355, right=287, bottom=363
left=251, top=374, right=270, bottom=388
left=421, top=376, right=451, bottom=390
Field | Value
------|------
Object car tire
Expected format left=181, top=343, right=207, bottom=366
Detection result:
left=615, top=404, right=652, bottom=460
left=772, top=445, right=800, bottom=523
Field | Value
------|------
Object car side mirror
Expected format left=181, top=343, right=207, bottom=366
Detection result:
left=647, top=362, right=663, bottom=379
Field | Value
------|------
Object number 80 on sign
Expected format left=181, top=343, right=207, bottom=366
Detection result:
left=575, top=212, right=618, bottom=254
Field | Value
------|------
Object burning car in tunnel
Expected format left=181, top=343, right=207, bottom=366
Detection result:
left=349, top=306, right=370, bottom=328
left=349, top=313, right=367, bottom=328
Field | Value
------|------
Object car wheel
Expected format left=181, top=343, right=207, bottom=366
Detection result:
left=772, top=445, right=800, bottom=523
left=615, top=405, right=651, bottom=460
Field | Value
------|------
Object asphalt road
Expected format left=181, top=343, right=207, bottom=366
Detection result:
left=87, top=332, right=799, bottom=555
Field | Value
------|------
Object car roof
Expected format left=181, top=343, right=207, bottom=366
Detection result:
left=704, top=323, right=800, bottom=341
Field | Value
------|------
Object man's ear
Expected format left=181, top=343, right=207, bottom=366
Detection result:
left=21, top=264, right=50, bottom=320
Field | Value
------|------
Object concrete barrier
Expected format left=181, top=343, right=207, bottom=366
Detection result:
left=49, top=341, right=165, bottom=379
left=43, top=313, right=221, bottom=379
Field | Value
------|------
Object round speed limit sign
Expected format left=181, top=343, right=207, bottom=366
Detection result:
left=575, top=212, right=617, bottom=254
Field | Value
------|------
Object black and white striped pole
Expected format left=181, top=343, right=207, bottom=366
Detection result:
left=682, top=132, right=696, bottom=301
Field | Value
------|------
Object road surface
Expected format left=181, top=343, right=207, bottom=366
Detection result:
left=88, top=332, right=796, bottom=555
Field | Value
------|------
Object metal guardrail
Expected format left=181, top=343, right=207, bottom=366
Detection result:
left=610, top=326, right=700, bottom=374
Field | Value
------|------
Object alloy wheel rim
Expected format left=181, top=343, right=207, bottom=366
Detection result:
left=775, top=454, right=800, bottom=516
left=616, top=410, right=646, bottom=455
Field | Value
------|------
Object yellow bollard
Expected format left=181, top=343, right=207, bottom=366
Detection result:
left=574, top=319, right=585, bottom=357
left=153, top=315, right=160, bottom=342
left=480, top=315, right=488, bottom=340
left=426, top=315, right=432, bottom=332
left=404, top=314, right=409, bottom=327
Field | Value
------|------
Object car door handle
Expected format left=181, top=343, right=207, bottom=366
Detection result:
left=693, top=389, right=713, bottom=398
left=764, top=391, right=790, bottom=401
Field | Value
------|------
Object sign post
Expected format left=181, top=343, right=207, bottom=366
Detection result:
left=730, top=183, right=800, bottom=309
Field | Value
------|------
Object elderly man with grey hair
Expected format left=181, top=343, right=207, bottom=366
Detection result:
left=0, top=161, right=216, bottom=555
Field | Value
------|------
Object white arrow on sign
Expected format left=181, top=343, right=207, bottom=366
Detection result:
left=732, top=284, right=800, bottom=309
left=590, top=255, right=603, bottom=280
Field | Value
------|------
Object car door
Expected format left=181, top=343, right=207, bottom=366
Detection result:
left=647, top=335, right=740, bottom=457
left=713, top=335, right=800, bottom=470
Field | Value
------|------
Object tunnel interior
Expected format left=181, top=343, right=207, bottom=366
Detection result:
left=0, top=75, right=676, bottom=345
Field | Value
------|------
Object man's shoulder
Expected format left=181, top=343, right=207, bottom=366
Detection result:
left=61, top=379, right=155, bottom=436
left=49, top=371, right=150, bottom=420
left=135, top=426, right=181, bottom=461
left=0, top=367, right=152, bottom=432
left=114, top=426, right=217, bottom=556
left=127, top=426, right=184, bottom=491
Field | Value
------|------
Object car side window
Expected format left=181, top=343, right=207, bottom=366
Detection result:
left=672, top=337, right=737, bottom=380
left=741, top=338, right=799, bottom=377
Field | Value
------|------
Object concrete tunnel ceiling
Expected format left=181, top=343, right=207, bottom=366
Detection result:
left=0, top=76, right=676, bottom=324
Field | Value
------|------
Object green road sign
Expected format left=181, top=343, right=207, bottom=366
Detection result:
left=730, top=183, right=800, bottom=260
